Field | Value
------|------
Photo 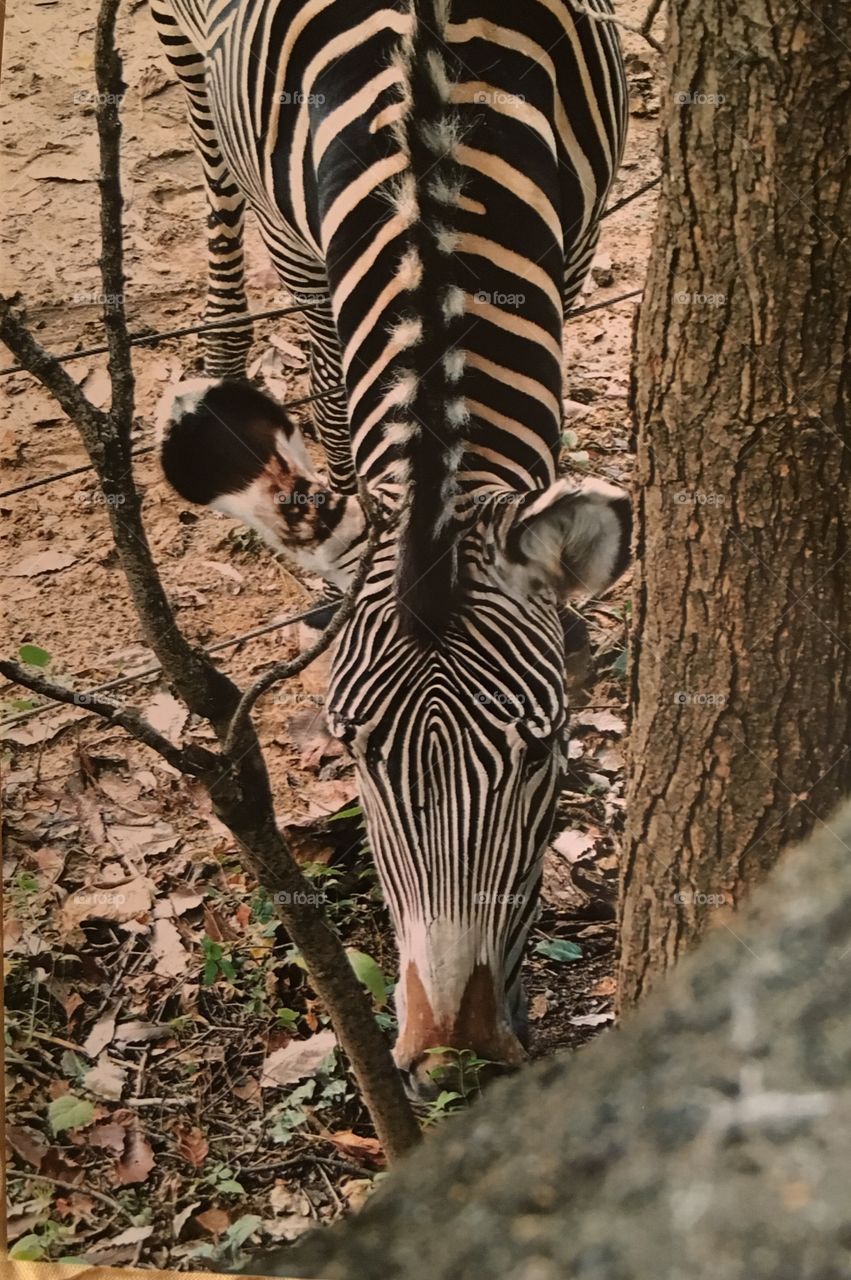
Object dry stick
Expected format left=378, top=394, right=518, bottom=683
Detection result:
left=0, top=0, right=419, bottom=1162
left=13, top=1173, right=139, bottom=1224
left=641, top=0, right=666, bottom=38
left=573, top=3, right=664, bottom=54
left=0, top=660, right=213, bottom=775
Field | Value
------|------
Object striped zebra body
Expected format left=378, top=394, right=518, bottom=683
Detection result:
left=153, top=0, right=631, bottom=1096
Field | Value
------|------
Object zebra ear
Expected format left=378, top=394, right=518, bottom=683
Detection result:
left=505, top=477, right=631, bottom=599
left=157, top=379, right=365, bottom=591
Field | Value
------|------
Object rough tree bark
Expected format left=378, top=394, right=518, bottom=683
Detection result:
left=620, top=0, right=851, bottom=1008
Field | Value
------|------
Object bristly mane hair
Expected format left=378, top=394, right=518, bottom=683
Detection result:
left=390, top=0, right=467, bottom=642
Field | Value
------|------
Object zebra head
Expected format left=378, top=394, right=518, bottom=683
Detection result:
left=158, top=380, right=629, bottom=1099
left=327, top=480, right=630, bottom=1097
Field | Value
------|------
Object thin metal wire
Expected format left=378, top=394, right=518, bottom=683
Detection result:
left=0, top=383, right=344, bottom=500
left=1, top=286, right=645, bottom=502
left=0, top=175, right=656, bottom=380
left=0, top=302, right=321, bottom=377
left=603, top=175, right=660, bottom=219
left=0, top=599, right=338, bottom=730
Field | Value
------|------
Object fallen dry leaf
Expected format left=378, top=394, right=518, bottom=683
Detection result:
left=113, top=1130, right=155, bottom=1185
left=260, top=1029, right=337, bottom=1090
left=82, top=1003, right=119, bottom=1058
left=106, top=820, right=179, bottom=859
left=8, top=548, right=78, bottom=577
left=327, top=1130, right=385, bottom=1169
left=87, top=1122, right=128, bottom=1153
left=54, top=1191, right=96, bottom=1220
left=174, top=1124, right=209, bottom=1168
left=108, top=1225, right=155, bottom=1248
left=573, top=709, right=627, bottom=735
left=83, top=1054, right=126, bottom=1101
left=59, top=876, right=155, bottom=931
left=81, top=367, right=112, bottom=408
left=152, top=917, right=190, bottom=978
left=113, top=1020, right=171, bottom=1045
left=261, top=1214, right=314, bottom=1241
left=195, top=1206, right=231, bottom=1237
left=269, top=1184, right=312, bottom=1217
left=0, top=709, right=80, bottom=746
left=569, top=1011, right=615, bottom=1028
left=173, top=1200, right=201, bottom=1239
left=339, top=1177, right=374, bottom=1212
left=231, top=1076, right=262, bottom=1104
left=591, top=975, right=617, bottom=998
left=143, top=691, right=188, bottom=739
left=200, top=559, right=244, bottom=585
left=287, top=708, right=343, bottom=771
left=528, top=993, right=549, bottom=1022
left=552, top=830, right=596, bottom=863
left=6, top=1124, right=48, bottom=1169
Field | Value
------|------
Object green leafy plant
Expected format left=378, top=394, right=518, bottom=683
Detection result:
left=200, top=936, right=237, bottom=985
left=202, top=1162, right=245, bottom=1195
left=535, top=938, right=583, bottom=963
left=19, top=643, right=51, bottom=668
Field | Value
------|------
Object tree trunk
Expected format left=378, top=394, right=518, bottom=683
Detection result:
left=619, top=0, right=851, bottom=1009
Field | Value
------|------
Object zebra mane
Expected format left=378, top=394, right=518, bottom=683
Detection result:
left=390, top=0, right=467, bottom=641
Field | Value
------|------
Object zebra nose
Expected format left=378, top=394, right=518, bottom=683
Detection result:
left=405, top=1051, right=517, bottom=1103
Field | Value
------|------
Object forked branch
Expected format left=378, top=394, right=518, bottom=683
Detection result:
left=0, top=0, right=419, bottom=1162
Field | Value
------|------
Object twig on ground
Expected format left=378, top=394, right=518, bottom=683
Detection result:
left=12, top=1173, right=138, bottom=1224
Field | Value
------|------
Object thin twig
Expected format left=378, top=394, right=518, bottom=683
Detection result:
left=0, top=660, right=215, bottom=776
left=10, top=1173, right=138, bottom=1224
left=95, top=0, right=134, bottom=435
left=573, top=3, right=664, bottom=54
left=641, top=0, right=666, bottom=38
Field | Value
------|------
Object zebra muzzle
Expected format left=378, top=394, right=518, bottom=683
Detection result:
left=393, top=959, right=527, bottom=1098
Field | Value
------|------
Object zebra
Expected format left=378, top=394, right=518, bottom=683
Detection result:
left=153, top=0, right=631, bottom=1099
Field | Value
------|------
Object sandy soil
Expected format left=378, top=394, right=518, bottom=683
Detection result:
left=1, top=0, right=663, bottom=1268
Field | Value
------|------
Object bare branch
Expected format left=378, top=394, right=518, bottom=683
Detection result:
left=94, top=0, right=134, bottom=432
left=573, top=4, right=664, bottom=54
left=0, top=659, right=214, bottom=777
left=0, top=298, right=108, bottom=439
left=0, top=0, right=422, bottom=1163
left=641, top=0, right=666, bottom=38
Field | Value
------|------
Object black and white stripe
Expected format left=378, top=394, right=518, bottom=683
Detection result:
left=152, top=0, right=629, bottom=1094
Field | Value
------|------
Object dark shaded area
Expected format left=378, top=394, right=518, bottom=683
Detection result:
left=243, top=800, right=851, bottom=1280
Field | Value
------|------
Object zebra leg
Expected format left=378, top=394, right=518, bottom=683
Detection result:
left=302, top=302, right=356, bottom=494
left=251, top=227, right=356, bottom=494
left=149, top=1, right=252, bottom=377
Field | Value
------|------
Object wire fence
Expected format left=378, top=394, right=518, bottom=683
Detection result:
left=1, top=173, right=659, bottom=730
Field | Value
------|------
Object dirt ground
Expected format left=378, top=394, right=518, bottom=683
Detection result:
left=1, top=0, right=663, bottom=1269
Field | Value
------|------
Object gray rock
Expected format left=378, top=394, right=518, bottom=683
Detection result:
left=245, top=801, right=851, bottom=1280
